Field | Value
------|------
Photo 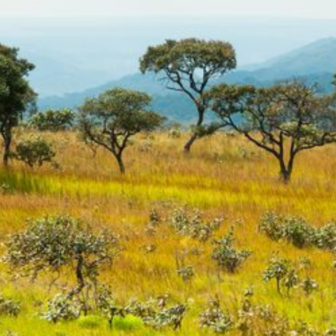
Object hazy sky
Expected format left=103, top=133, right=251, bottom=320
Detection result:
left=2, top=0, right=336, bottom=19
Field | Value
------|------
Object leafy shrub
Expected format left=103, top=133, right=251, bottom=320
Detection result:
left=237, top=292, right=290, bottom=336
left=0, top=295, right=21, bottom=317
left=175, top=250, right=195, bottom=282
left=325, top=327, right=336, bottom=335
left=177, top=266, right=195, bottom=282
left=259, top=212, right=314, bottom=248
left=168, top=123, right=181, bottom=138
left=5, top=214, right=120, bottom=321
left=199, top=298, right=234, bottom=334
left=125, top=296, right=186, bottom=331
left=314, top=224, right=336, bottom=250
left=263, top=255, right=292, bottom=295
left=301, top=278, right=319, bottom=296
left=29, top=109, right=75, bottom=131
left=42, top=293, right=81, bottom=323
left=212, top=229, right=252, bottom=273
left=11, top=136, right=56, bottom=168
left=143, top=304, right=186, bottom=330
left=169, top=206, right=223, bottom=242
left=5, top=215, right=119, bottom=284
left=95, top=285, right=124, bottom=329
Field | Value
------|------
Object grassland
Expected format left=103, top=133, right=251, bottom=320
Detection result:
left=1, top=131, right=336, bottom=335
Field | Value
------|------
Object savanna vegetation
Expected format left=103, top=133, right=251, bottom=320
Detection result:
left=2, top=39, right=336, bottom=336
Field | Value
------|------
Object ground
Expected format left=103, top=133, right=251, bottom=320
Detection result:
left=0, top=131, right=336, bottom=335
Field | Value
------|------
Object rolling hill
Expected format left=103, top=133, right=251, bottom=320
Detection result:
left=38, top=38, right=336, bottom=122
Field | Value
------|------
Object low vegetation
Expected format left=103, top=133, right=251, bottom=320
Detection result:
left=2, top=39, right=336, bottom=335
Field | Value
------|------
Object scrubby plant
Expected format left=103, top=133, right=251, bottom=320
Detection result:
left=260, top=212, right=336, bottom=251
left=314, top=224, right=336, bottom=250
left=28, top=108, right=75, bottom=131
left=42, top=293, right=81, bottom=323
left=11, top=135, right=56, bottom=168
left=169, top=206, right=223, bottom=242
left=168, top=123, right=181, bottom=139
left=4, top=215, right=120, bottom=315
left=145, top=208, right=162, bottom=235
left=301, top=278, right=319, bottom=296
left=263, top=255, right=292, bottom=295
left=125, top=296, right=186, bottom=331
left=292, top=320, right=320, bottom=336
left=212, top=229, right=252, bottom=273
left=259, top=212, right=315, bottom=248
left=144, top=303, right=186, bottom=330
left=175, top=250, right=195, bottom=283
left=237, top=290, right=291, bottom=336
left=95, top=285, right=125, bottom=329
left=199, top=298, right=234, bottom=334
left=325, top=327, right=336, bottom=335
left=0, top=295, right=21, bottom=317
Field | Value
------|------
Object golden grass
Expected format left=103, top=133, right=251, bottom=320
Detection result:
left=0, top=131, right=336, bottom=335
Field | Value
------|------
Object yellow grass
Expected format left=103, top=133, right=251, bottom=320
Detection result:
left=0, top=131, right=336, bottom=335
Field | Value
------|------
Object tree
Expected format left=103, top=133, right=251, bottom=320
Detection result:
left=78, top=88, right=165, bottom=174
left=11, top=135, right=56, bottom=168
left=5, top=215, right=120, bottom=305
left=140, top=38, right=236, bottom=152
left=208, top=81, right=336, bottom=182
left=28, top=108, right=75, bottom=131
left=0, top=43, right=35, bottom=166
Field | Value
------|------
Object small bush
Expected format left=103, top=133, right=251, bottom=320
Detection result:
left=259, top=212, right=314, bottom=248
left=12, top=136, right=56, bottom=168
left=0, top=295, right=21, bottom=317
left=42, top=293, right=81, bottom=323
left=263, top=255, right=298, bottom=295
left=199, top=298, right=234, bottom=334
left=170, top=206, right=223, bottom=242
left=212, top=229, right=252, bottom=273
left=125, top=296, right=186, bottom=331
left=314, top=224, right=336, bottom=250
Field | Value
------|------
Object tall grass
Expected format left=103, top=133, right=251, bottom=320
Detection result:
left=0, top=131, right=336, bottom=335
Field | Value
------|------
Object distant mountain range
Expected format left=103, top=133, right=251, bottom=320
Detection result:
left=38, top=38, right=336, bottom=123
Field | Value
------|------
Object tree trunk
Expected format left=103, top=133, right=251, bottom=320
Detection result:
left=116, top=155, right=125, bottom=174
left=2, top=133, right=11, bottom=168
left=279, top=160, right=292, bottom=183
left=183, top=133, right=198, bottom=153
left=183, top=108, right=205, bottom=153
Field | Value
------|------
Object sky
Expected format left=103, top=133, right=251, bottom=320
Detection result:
left=1, top=0, right=336, bottom=19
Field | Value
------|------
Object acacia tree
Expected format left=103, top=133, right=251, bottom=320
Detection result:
left=0, top=43, right=35, bottom=166
left=208, top=81, right=336, bottom=182
left=140, top=38, right=236, bottom=152
left=79, top=88, right=165, bottom=174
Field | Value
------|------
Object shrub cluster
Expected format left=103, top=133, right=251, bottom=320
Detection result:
left=263, top=254, right=318, bottom=296
left=259, top=212, right=336, bottom=250
left=169, top=206, right=223, bottom=242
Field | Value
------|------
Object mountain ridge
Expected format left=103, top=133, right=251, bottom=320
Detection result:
left=38, top=38, right=336, bottom=122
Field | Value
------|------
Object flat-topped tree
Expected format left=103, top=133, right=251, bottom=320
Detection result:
left=79, top=88, right=165, bottom=174
left=208, top=80, right=336, bottom=182
left=0, top=44, right=35, bottom=166
left=140, top=38, right=236, bottom=152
